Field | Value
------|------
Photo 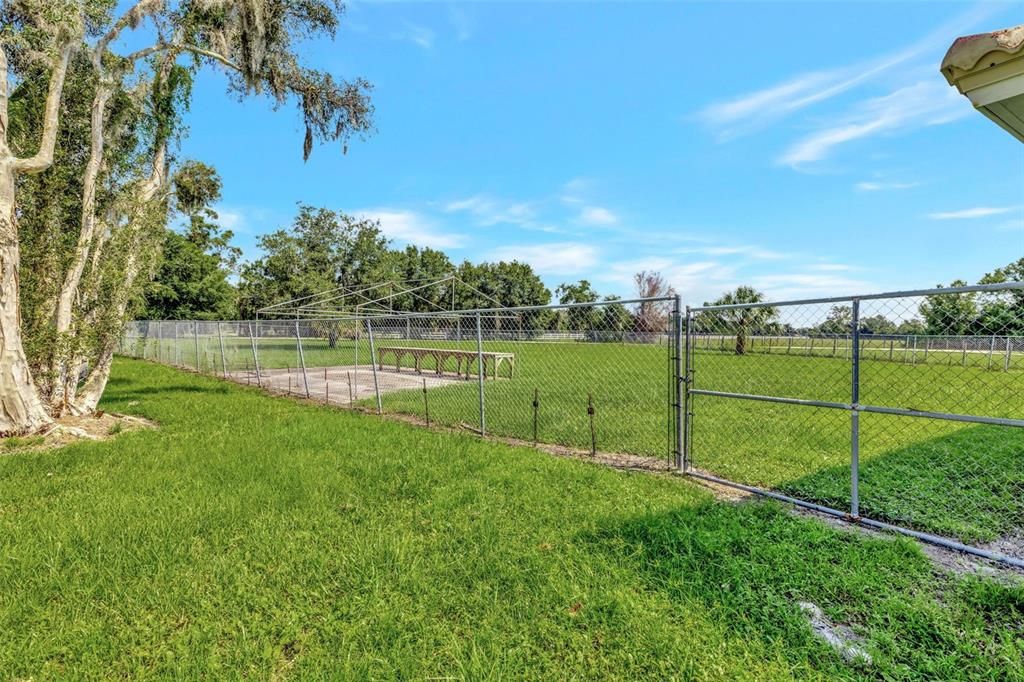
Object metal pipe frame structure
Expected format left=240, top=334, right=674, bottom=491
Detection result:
left=255, top=273, right=512, bottom=320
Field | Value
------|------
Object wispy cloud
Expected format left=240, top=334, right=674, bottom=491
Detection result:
left=697, top=5, right=994, bottom=141
left=392, top=22, right=434, bottom=49
left=491, top=242, right=598, bottom=275
left=354, top=209, right=464, bottom=249
left=750, top=272, right=871, bottom=301
left=595, top=257, right=738, bottom=305
left=577, top=206, right=617, bottom=226
left=927, top=206, right=1018, bottom=220
left=997, top=218, right=1024, bottom=232
left=445, top=194, right=536, bottom=226
left=855, top=180, right=920, bottom=192
left=808, top=263, right=857, bottom=272
left=673, top=244, right=788, bottom=260
left=778, top=80, right=970, bottom=169
left=560, top=178, right=589, bottom=205
left=448, top=5, right=472, bottom=41
left=214, top=207, right=245, bottom=232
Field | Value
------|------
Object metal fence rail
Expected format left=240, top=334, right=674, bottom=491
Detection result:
left=119, top=283, right=1024, bottom=568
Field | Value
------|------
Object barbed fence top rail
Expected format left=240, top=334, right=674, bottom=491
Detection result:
left=690, top=282, right=1024, bottom=313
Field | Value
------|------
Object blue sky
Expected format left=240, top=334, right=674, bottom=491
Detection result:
left=177, top=1, right=1024, bottom=305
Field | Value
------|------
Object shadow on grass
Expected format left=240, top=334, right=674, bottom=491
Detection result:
left=107, top=384, right=234, bottom=398
left=779, top=424, right=1024, bottom=544
left=583, top=499, right=1024, bottom=678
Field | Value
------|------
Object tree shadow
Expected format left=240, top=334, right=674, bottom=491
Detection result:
left=103, top=384, right=233, bottom=400
left=582, top=498, right=1024, bottom=677
left=779, top=423, right=1024, bottom=544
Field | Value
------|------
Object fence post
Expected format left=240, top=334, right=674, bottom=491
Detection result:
left=1006, top=336, right=1013, bottom=372
left=673, top=295, right=684, bottom=471
left=193, top=322, right=200, bottom=372
left=295, top=320, right=310, bottom=398
left=850, top=299, right=861, bottom=520
left=475, top=312, right=486, bottom=436
left=217, top=322, right=228, bottom=377
left=248, top=321, right=261, bottom=386
left=366, top=319, right=382, bottom=414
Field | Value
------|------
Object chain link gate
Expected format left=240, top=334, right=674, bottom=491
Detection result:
left=681, top=282, right=1024, bottom=569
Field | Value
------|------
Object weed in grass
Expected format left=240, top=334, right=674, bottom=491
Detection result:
left=2, top=435, right=45, bottom=451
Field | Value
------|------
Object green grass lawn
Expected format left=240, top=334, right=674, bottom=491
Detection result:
left=131, top=334, right=1024, bottom=544
left=0, top=359, right=1022, bottom=678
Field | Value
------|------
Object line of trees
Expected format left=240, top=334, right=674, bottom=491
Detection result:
left=692, top=258, right=1023, bottom=356
left=230, top=204, right=555, bottom=319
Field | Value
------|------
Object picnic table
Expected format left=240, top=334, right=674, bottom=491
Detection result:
left=375, top=346, right=515, bottom=380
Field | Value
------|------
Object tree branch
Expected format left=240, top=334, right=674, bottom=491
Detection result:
left=13, top=42, right=73, bottom=174
left=96, top=0, right=161, bottom=57
left=179, top=44, right=241, bottom=72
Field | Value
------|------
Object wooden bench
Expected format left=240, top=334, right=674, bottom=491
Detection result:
left=375, top=346, right=515, bottom=380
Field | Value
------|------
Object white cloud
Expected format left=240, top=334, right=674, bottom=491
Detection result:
left=215, top=207, right=244, bottom=231
left=490, top=242, right=598, bottom=275
left=698, top=5, right=994, bottom=140
left=444, top=194, right=536, bottom=226
left=560, top=178, right=589, bottom=205
left=354, top=209, right=464, bottom=249
left=673, top=245, right=788, bottom=260
left=749, top=272, right=871, bottom=301
left=854, top=180, right=920, bottom=192
left=927, top=206, right=1017, bottom=220
left=778, top=80, right=970, bottom=169
left=595, top=257, right=738, bottom=304
left=808, top=263, right=856, bottom=272
left=393, top=22, right=434, bottom=49
left=578, top=206, right=617, bottom=226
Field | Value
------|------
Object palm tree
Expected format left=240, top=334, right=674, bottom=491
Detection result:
left=706, top=286, right=778, bottom=355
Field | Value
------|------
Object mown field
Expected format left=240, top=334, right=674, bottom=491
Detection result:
left=1, top=359, right=1022, bottom=678
left=132, top=333, right=1024, bottom=544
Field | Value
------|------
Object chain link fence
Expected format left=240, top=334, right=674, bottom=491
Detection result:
left=684, top=283, right=1024, bottom=568
left=120, top=298, right=679, bottom=462
left=120, top=283, right=1024, bottom=567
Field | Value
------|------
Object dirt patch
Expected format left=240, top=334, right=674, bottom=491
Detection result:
left=981, top=530, right=1024, bottom=561
left=785, top=505, right=1024, bottom=581
left=0, top=412, right=156, bottom=456
left=683, top=469, right=755, bottom=502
